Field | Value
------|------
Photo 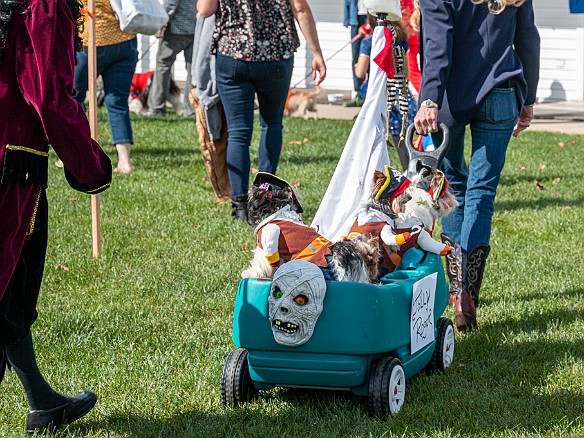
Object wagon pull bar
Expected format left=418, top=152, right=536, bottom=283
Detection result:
left=404, top=123, right=451, bottom=178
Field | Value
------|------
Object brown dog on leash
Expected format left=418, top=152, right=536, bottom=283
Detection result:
left=285, top=87, right=320, bottom=120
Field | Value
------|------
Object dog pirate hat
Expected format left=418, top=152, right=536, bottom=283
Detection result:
left=415, top=161, right=450, bottom=200
left=252, top=172, right=304, bottom=213
left=374, top=165, right=411, bottom=202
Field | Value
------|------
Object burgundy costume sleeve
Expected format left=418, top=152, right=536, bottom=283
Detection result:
left=17, top=0, right=112, bottom=193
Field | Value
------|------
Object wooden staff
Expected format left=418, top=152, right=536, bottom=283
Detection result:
left=86, top=0, right=101, bottom=258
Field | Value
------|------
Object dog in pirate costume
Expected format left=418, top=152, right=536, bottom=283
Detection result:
left=243, top=173, right=376, bottom=283
left=347, top=167, right=414, bottom=281
left=390, top=165, right=456, bottom=269
left=407, top=162, right=460, bottom=305
left=349, top=166, right=455, bottom=278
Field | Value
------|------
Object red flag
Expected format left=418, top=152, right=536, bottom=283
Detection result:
left=374, top=27, right=395, bottom=78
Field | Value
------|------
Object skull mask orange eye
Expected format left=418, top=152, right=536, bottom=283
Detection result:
left=294, top=295, right=308, bottom=306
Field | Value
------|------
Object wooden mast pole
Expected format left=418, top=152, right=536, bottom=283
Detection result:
left=87, top=0, right=101, bottom=258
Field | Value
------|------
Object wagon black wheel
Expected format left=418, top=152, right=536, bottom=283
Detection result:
left=367, top=356, right=405, bottom=418
left=221, top=348, right=256, bottom=406
left=426, top=317, right=455, bottom=372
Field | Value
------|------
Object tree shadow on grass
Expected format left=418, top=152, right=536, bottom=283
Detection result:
left=76, top=411, right=233, bottom=437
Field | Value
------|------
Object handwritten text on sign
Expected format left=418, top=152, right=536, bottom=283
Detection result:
left=410, top=273, right=437, bottom=355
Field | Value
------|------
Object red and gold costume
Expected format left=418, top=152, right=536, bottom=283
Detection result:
left=256, top=207, right=332, bottom=269
left=0, top=0, right=112, bottom=340
left=348, top=210, right=410, bottom=273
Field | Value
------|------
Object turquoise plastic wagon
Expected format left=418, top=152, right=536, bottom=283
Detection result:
left=221, top=252, right=455, bottom=418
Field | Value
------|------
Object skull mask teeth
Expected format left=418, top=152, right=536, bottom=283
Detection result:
left=268, top=260, right=326, bottom=346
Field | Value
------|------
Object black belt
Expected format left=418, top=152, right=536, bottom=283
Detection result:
left=497, top=79, right=514, bottom=89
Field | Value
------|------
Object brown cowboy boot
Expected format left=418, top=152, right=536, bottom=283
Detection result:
left=441, top=233, right=462, bottom=306
left=455, top=291, right=476, bottom=332
left=455, top=245, right=490, bottom=331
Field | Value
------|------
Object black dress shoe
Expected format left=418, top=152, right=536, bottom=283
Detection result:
left=26, top=391, right=97, bottom=434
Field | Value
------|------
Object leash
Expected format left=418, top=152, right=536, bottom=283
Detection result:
left=138, top=37, right=158, bottom=62
left=290, top=34, right=362, bottom=90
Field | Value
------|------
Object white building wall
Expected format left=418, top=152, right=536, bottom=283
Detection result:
left=136, top=0, right=584, bottom=102
left=534, top=0, right=584, bottom=101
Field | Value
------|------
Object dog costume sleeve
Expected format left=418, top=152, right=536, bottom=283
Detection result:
left=415, top=227, right=449, bottom=255
left=258, top=223, right=282, bottom=267
left=380, top=224, right=411, bottom=249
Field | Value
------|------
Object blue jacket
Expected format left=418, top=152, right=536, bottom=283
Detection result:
left=418, top=0, right=540, bottom=126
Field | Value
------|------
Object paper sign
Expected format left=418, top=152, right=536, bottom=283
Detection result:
left=410, top=273, right=437, bottom=355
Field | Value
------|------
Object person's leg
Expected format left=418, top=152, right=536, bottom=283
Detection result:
left=101, top=39, right=138, bottom=173
left=72, top=48, right=89, bottom=109
left=182, top=39, right=195, bottom=117
left=2, top=194, right=97, bottom=433
left=7, top=333, right=64, bottom=410
left=455, top=88, right=518, bottom=330
left=216, top=54, right=255, bottom=198
left=439, top=123, right=467, bottom=245
left=253, top=58, right=294, bottom=175
left=147, top=33, right=180, bottom=115
left=350, top=14, right=367, bottom=100
left=1, top=193, right=62, bottom=410
left=190, top=89, right=231, bottom=202
left=462, top=88, right=517, bottom=252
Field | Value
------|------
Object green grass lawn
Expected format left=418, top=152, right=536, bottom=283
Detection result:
left=1, top=110, right=582, bottom=437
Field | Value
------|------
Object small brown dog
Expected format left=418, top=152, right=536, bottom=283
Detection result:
left=285, top=87, right=320, bottom=120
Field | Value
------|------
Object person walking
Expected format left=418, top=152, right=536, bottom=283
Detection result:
left=0, top=0, right=112, bottom=433
left=343, top=0, right=367, bottom=107
left=73, top=0, right=138, bottom=174
left=190, top=12, right=231, bottom=203
left=412, top=0, right=540, bottom=331
left=198, top=0, right=326, bottom=222
left=147, top=0, right=196, bottom=117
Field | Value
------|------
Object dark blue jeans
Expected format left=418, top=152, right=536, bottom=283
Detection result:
left=73, top=38, right=138, bottom=144
left=440, top=88, right=519, bottom=252
left=215, top=54, right=294, bottom=197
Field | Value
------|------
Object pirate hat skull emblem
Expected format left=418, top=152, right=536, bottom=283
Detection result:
left=268, top=260, right=326, bottom=347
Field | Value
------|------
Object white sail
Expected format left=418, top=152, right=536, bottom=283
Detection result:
left=311, top=25, right=391, bottom=241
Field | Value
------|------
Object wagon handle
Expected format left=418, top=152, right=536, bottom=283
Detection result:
left=405, top=123, right=451, bottom=177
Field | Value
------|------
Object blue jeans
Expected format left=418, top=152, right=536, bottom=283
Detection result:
left=216, top=54, right=294, bottom=197
left=73, top=38, right=138, bottom=144
left=350, top=15, right=367, bottom=96
left=440, top=88, right=519, bottom=252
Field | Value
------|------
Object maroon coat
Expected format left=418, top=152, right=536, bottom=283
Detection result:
left=0, top=0, right=112, bottom=300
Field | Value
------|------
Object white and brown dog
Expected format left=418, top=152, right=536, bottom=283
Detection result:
left=348, top=165, right=456, bottom=277
left=243, top=172, right=377, bottom=283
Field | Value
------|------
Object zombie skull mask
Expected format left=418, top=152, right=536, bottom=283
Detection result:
left=268, top=260, right=327, bottom=347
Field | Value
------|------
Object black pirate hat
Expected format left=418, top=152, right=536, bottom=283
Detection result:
left=415, top=161, right=450, bottom=200
left=252, top=172, right=303, bottom=213
left=374, top=165, right=411, bottom=202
